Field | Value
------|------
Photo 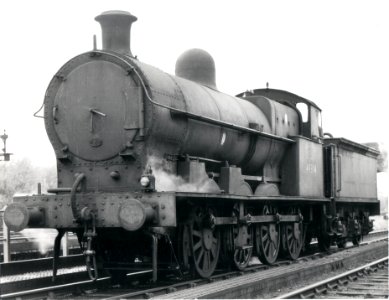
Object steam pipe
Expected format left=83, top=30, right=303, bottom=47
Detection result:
left=70, top=173, right=86, bottom=222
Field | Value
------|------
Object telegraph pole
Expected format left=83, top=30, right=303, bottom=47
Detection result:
left=1, top=130, right=12, bottom=262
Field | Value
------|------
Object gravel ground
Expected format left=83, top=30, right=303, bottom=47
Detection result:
left=155, top=238, right=387, bottom=299
left=265, top=242, right=388, bottom=298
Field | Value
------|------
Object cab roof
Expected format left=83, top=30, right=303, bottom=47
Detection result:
left=237, top=88, right=321, bottom=111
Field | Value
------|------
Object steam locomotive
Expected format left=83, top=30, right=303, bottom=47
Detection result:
left=4, top=11, right=380, bottom=282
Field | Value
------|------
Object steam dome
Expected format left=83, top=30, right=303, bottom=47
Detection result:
left=175, top=48, right=217, bottom=90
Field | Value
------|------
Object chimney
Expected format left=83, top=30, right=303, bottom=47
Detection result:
left=95, top=10, right=137, bottom=56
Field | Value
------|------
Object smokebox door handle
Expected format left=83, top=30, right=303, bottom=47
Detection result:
left=53, top=105, right=59, bottom=124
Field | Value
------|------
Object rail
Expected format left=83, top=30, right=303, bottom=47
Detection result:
left=278, top=256, right=389, bottom=298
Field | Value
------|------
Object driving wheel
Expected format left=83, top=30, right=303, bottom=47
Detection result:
left=281, top=222, right=303, bottom=260
left=255, top=205, right=280, bottom=264
left=188, top=207, right=221, bottom=278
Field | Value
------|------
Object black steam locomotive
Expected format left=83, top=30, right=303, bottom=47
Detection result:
left=4, top=11, right=380, bottom=282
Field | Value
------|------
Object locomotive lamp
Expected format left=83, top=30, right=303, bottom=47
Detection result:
left=0, top=130, right=12, bottom=161
left=140, top=176, right=150, bottom=187
left=140, top=166, right=155, bottom=192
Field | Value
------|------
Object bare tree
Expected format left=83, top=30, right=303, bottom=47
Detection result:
left=0, top=158, right=56, bottom=207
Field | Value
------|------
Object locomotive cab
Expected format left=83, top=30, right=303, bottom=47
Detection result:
left=238, top=88, right=324, bottom=142
left=296, top=101, right=323, bottom=141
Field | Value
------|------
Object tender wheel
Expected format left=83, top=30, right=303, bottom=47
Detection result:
left=188, top=208, right=220, bottom=278
left=281, top=222, right=303, bottom=260
left=255, top=223, right=280, bottom=264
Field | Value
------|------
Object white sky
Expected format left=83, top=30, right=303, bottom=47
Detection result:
left=0, top=0, right=388, bottom=167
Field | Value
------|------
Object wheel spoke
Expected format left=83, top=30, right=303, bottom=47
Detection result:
left=193, top=240, right=202, bottom=251
left=196, top=248, right=204, bottom=265
left=273, top=242, right=278, bottom=257
left=262, top=231, right=269, bottom=242
left=192, top=229, right=202, bottom=238
left=269, top=242, right=275, bottom=257
left=243, top=250, right=248, bottom=262
left=210, top=244, right=216, bottom=259
left=202, top=251, right=210, bottom=271
left=264, top=239, right=270, bottom=253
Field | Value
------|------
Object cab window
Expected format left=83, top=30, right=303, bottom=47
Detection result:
left=296, top=102, right=308, bottom=122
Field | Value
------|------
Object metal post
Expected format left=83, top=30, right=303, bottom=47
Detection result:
left=151, top=233, right=158, bottom=282
left=62, top=231, right=69, bottom=256
left=2, top=211, right=11, bottom=262
left=146, top=232, right=158, bottom=282
left=52, top=230, right=65, bottom=282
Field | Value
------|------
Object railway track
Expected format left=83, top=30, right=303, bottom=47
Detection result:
left=1, top=231, right=387, bottom=299
left=278, top=256, right=388, bottom=298
left=152, top=239, right=388, bottom=299
left=0, top=255, right=89, bottom=298
left=0, top=231, right=80, bottom=261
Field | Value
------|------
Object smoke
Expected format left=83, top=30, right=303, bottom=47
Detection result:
left=371, top=215, right=388, bottom=231
left=364, top=142, right=388, bottom=173
left=20, top=228, right=57, bottom=255
left=146, top=156, right=220, bottom=193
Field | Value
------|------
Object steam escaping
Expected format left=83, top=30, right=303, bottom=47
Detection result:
left=146, top=156, right=220, bottom=193
left=20, top=228, right=57, bottom=255
left=363, top=142, right=387, bottom=172
left=371, top=215, right=388, bottom=231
